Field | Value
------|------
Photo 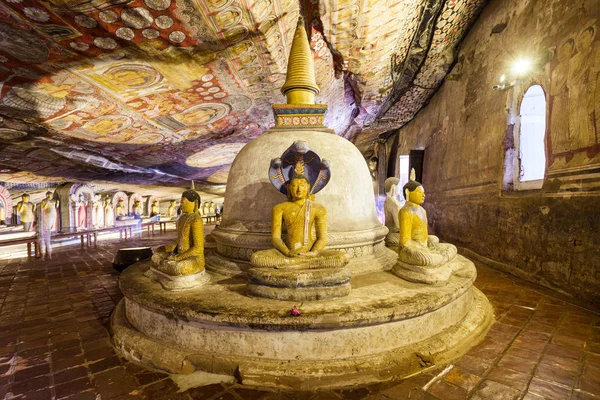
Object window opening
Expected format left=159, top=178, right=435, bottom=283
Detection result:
left=518, top=85, right=546, bottom=183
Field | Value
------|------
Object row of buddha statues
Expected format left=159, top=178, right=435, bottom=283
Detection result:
left=146, top=141, right=458, bottom=295
left=12, top=190, right=225, bottom=235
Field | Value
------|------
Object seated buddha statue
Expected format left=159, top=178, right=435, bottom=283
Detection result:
left=383, top=177, right=403, bottom=248
left=248, top=141, right=349, bottom=300
left=131, top=200, right=142, bottom=219
left=251, top=142, right=348, bottom=270
left=150, top=200, right=159, bottom=217
left=151, top=187, right=205, bottom=276
left=392, top=169, right=457, bottom=284
left=115, top=199, right=127, bottom=220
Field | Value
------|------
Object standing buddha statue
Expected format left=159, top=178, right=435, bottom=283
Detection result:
left=76, top=194, right=87, bottom=230
left=167, top=200, right=177, bottom=219
left=104, top=197, right=115, bottom=226
left=38, top=191, right=58, bottom=259
left=17, top=193, right=35, bottom=231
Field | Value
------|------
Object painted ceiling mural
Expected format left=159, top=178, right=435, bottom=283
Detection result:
left=0, top=0, right=487, bottom=190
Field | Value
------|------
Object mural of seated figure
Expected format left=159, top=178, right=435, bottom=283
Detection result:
left=248, top=141, right=350, bottom=301
left=392, top=169, right=457, bottom=284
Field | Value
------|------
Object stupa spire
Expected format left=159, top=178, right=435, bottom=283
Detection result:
left=281, top=16, right=320, bottom=105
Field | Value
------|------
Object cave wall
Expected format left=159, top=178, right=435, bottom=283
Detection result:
left=393, top=0, right=600, bottom=308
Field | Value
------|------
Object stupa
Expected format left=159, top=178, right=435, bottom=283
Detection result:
left=111, top=16, right=493, bottom=390
left=205, top=16, right=397, bottom=276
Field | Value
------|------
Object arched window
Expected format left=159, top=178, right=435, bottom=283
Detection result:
left=513, top=85, right=547, bottom=190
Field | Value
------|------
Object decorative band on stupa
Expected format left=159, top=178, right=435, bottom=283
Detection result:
left=273, top=15, right=329, bottom=129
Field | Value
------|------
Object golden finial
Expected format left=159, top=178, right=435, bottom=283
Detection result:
left=281, top=15, right=320, bottom=105
left=409, top=168, right=416, bottom=182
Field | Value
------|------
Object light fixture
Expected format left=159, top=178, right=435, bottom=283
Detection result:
left=493, top=58, right=533, bottom=91
left=512, top=59, right=531, bottom=75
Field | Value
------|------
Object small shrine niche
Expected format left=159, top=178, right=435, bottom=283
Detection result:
left=56, top=183, right=95, bottom=232
left=0, top=186, right=13, bottom=226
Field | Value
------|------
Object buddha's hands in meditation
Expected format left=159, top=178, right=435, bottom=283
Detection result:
left=427, top=235, right=440, bottom=247
left=166, top=254, right=179, bottom=262
left=154, top=244, right=176, bottom=254
left=296, top=251, right=318, bottom=257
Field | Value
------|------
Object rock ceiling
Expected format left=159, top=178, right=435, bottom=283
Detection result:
left=0, top=0, right=486, bottom=192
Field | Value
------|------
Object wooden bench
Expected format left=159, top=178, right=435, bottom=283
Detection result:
left=89, top=225, right=135, bottom=246
left=158, top=220, right=176, bottom=233
left=0, top=236, right=37, bottom=257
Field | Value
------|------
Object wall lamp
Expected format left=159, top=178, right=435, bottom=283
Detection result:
left=492, top=58, right=532, bottom=91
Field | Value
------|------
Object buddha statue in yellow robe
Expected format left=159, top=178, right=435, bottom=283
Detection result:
left=392, top=170, right=457, bottom=284
left=150, top=200, right=160, bottom=217
left=248, top=141, right=350, bottom=300
left=251, top=142, right=348, bottom=269
left=17, top=193, right=35, bottom=231
left=151, top=188, right=205, bottom=276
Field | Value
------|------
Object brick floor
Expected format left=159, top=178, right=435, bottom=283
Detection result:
left=0, top=231, right=599, bottom=399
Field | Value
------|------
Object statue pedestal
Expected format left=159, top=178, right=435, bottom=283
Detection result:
left=144, top=267, right=210, bottom=291
left=112, top=258, right=493, bottom=390
left=392, top=257, right=462, bottom=285
left=247, top=266, right=351, bottom=301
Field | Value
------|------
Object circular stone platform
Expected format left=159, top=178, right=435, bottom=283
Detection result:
left=111, top=256, right=493, bottom=390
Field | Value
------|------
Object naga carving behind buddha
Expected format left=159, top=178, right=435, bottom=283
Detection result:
left=392, top=169, right=458, bottom=284
left=145, top=184, right=209, bottom=290
left=248, top=141, right=350, bottom=300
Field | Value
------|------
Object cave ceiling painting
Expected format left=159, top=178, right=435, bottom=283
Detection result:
left=0, top=0, right=486, bottom=190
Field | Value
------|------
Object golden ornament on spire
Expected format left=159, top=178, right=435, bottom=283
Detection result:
left=409, top=168, right=416, bottom=182
left=281, top=15, right=320, bottom=105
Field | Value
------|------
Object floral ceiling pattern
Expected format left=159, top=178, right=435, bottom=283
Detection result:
left=0, top=0, right=486, bottom=189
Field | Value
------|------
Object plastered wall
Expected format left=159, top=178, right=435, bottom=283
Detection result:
left=394, top=0, right=600, bottom=308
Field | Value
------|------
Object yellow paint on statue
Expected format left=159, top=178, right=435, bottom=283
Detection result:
left=252, top=163, right=347, bottom=269
left=397, top=169, right=457, bottom=267
left=151, top=188, right=205, bottom=276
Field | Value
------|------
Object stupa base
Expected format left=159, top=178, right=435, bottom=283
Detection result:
left=111, top=259, right=493, bottom=390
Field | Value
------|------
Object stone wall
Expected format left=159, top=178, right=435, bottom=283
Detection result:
left=393, top=0, right=600, bottom=308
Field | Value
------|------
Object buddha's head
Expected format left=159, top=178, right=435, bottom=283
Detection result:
left=169, top=200, right=176, bottom=205
left=287, top=174, right=310, bottom=201
left=403, top=181, right=425, bottom=205
left=152, top=200, right=158, bottom=206
left=181, top=189, right=201, bottom=214
left=46, top=191, right=53, bottom=199
left=117, top=199, right=124, bottom=207
left=384, top=177, right=400, bottom=196
left=134, top=200, right=140, bottom=207
left=22, top=193, right=30, bottom=202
